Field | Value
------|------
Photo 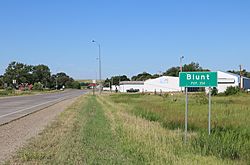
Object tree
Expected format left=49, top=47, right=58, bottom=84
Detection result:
left=32, top=64, right=51, bottom=88
left=163, top=62, right=209, bottom=77
left=104, top=75, right=130, bottom=86
left=3, top=61, right=33, bottom=86
left=152, top=74, right=160, bottom=79
left=53, top=72, right=73, bottom=89
left=2, top=61, right=80, bottom=90
left=228, top=69, right=250, bottom=78
left=131, top=72, right=153, bottom=81
left=50, top=72, right=80, bottom=89
left=103, top=78, right=111, bottom=87
left=163, top=67, right=180, bottom=77
left=182, top=62, right=205, bottom=72
left=0, top=75, right=4, bottom=89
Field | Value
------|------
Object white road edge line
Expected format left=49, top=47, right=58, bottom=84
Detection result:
left=0, top=98, right=65, bottom=119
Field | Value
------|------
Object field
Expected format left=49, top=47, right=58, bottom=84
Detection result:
left=5, top=92, right=250, bottom=164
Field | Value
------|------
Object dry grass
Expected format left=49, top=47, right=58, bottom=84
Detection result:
left=97, top=94, right=238, bottom=165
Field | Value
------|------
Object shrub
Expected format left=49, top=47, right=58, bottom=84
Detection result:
left=224, top=86, right=240, bottom=96
left=211, top=87, right=218, bottom=96
left=33, top=82, right=43, bottom=91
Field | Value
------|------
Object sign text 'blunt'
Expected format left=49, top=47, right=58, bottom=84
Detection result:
left=179, top=72, right=218, bottom=87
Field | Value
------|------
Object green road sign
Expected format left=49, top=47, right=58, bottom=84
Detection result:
left=179, top=72, right=217, bottom=87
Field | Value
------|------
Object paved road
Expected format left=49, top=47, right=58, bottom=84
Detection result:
left=0, top=89, right=87, bottom=125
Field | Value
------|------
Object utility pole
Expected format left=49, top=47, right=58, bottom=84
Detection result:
left=180, top=56, right=184, bottom=92
left=239, top=65, right=243, bottom=89
left=185, top=87, right=188, bottom=143
left=92, top=40, right=102, bottom=94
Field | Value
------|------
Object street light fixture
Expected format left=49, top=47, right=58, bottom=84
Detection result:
left=92, top=40, right=102, bottom=94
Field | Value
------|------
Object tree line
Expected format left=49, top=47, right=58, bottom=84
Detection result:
left=0, top=61, right=80, bottom=90
left=227, top=69, right=250, bottom=78
left=104, top=62, right=250, bottom=87
left=104, top=62, right=207, bottom=86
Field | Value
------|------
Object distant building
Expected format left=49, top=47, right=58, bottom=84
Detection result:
left=206, top=71, right=250, bottom=93
left=119, top=81, right=144, bottom=93
left=118, top=76, right=181, bottom=93
left=144, top=76, right=181, bottom=92
left=215, top=71, right=239, bottom=93
left=116, top=71, right=250, bottom=94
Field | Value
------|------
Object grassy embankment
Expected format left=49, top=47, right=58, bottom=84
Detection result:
left=5, top=93, right=249, bottom=164
left=0, top=89, right=61, bottom=97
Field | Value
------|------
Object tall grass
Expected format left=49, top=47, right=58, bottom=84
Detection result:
left=192, top=127, right=250, bottom=161
left=98, top=95, right=235, bottom=164
left=109, top=93, right=250, bottom=163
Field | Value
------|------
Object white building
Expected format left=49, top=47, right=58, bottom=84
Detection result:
left=215, top=71, right=239, bottom=93
left=207, top=71, right=250, bottom=93
left=116, top=71, right=250, bottom=94
left=144, top=76, right=181, bottom=92
left=119, top=81, right=144, bottom=93
left=118, top=76, right=181, bottom=93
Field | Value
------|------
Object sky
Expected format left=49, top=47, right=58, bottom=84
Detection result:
left=0, top=0, right=250, bottom=79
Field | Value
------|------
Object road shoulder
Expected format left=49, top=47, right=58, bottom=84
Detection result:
left=0, top=96, right=78, bottom=164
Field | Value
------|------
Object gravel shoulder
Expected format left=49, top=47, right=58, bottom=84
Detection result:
left=0, top=97, right=78, bottom=164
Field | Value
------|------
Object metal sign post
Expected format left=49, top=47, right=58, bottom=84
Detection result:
left=208, top=87, right=211, bottom=135
left=185, top=87, right=188, bottom=143
left=179, top=72, right=217, bottom=141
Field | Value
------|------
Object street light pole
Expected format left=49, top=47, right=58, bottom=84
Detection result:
left=92, top=40, right=102, bottom=94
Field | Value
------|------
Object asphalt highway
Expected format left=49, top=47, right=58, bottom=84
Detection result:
left=0, top=89, right=87, bottom=125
